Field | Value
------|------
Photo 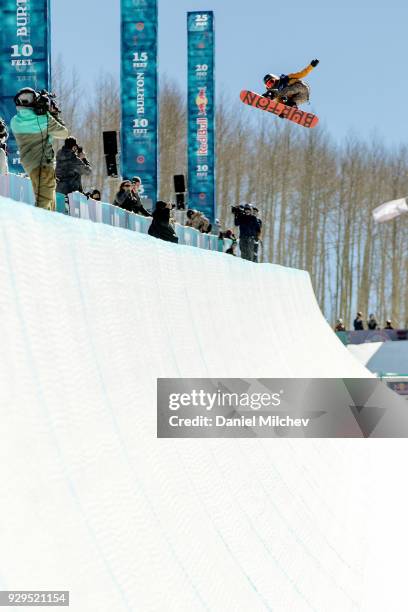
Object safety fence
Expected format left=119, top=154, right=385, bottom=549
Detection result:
left=0, top=173, right=232, bottom=253
left=336, top=329, right=408, bottom=345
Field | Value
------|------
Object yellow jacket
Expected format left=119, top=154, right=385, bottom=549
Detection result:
left=287, top=63, right=315, bottom=84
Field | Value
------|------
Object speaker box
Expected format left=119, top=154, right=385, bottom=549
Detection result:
left=105, top=153, right=118, bottom=177
left=103, top=131, right=118, bottom=156
left=176, top=193, right=185, bottom=209
left=173, top=174, right=186, bottom=193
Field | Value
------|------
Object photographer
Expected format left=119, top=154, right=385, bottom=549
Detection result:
left=113, top=179, right=151, bottom=217
left=0, top=117, right=9, bottom=174
left=130, top=176, right=152, bottom=216
left=56, top=137, right=92, bottom=196
left=86, top=189, right=101, bottom=201
left=232, top=204, right=259, bottom=262
left=148, top=200, right=178, bottom=243
left=11, top=88, right=68, bottom=211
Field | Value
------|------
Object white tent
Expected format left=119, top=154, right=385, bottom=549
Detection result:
left=372, top=197, right=408, bottom=223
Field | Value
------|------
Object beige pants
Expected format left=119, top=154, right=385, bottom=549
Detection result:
left=30, top=166, right=56, bottom=211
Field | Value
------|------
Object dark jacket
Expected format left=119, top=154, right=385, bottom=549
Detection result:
left=133, top=191, right=152, bottom=217
left=234, top=211, right=259, bottom=238
left=148, top=202, right=178, bottom=243
left=255, top=217, right=262, bottom=239
left=113, top=190, right=152, bottom=217
left=56, top=146, right=92, bottom=195
left=353, top=317, right=364, bottom=331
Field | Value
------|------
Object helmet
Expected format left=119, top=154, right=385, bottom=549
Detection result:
left=263, top=73, right=279, bottom=86
left=14, top=87, right=38, bottom=107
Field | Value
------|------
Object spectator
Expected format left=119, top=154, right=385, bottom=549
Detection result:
left=233, top=203, right=259, bottom=262
left=353, top=311, right=364, bottom=330
left=148, top=201, right=178, bottom=243
left=219, top=228, right=237, bottom=255
left=56, top=137, right=92, bottom=196
left=226, top=242, right=237, bottom=256
left=11, top=87, right=68, bottom=210
left=384, top=319, right=394, bottom=330
left=185, top=209, right=195, bottom=227
left=87, top=189, right=101, bottom=201
left=131, top=176, right=143, bottom=199
left=113, top=180, right=152, bottom=216
left=252, top=206, right=263, bottom=262
left=0, top=117, right=9, bottom=174
left=219, top=228, right=237, bottom=242
left=131, top=176, right=152, bottom=216
left=367, top=314, right=378, bottom=330
left=335, top=318, right=346, bottom=332
left=113, top=180, right=135, bottom=210
left=186, top=209, right=211, bottom=233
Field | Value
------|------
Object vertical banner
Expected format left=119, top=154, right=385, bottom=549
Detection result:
left=0, top=0, right=51, bottom=173
left=187, top=11, right=215, bottom=222
left=121, top=0, right=158, bottom=207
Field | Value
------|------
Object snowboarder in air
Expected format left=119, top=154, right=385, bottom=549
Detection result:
left=262, top=59, right=319, bottom=109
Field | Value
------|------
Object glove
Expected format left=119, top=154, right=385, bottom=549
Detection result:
left=311, top=59, right=319, bottom=67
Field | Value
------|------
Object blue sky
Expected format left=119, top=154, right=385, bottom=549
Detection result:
left=52, top=0, right=408, bottom=146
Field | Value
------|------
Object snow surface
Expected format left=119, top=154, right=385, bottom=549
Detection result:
left=0, top=197, right=403, bottom=611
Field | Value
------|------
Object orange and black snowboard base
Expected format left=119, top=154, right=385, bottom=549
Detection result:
left=240, top=90, right=319, bottom=128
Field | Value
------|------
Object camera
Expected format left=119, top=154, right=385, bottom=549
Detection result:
left=231, top=205, right=244, bottom=214
left=15, top=87, right=61, bottom=117
left=76, top=146, right=89, bottom=163
left=30, top=90, right=61, bottom=116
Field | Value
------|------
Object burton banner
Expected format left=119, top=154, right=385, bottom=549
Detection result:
left=187, top=11, right=215, bottom=222
left=0, top=0, right=51, bottom=173
left=121, top=0, right=158, bottom=207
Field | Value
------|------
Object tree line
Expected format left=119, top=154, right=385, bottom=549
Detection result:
left=53, top=65, right=408, bottom=328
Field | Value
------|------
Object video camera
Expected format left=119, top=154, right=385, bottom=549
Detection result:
left=14, top=87, right=61, bottom=117
left=34, top=89, right=61, bottom=116
left=231, top=205, right=245, bottom=214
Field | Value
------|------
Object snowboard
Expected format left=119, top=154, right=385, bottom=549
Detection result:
left=240, top=90, right=319, bottom=128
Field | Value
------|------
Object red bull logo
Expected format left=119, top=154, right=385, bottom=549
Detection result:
left=195, top=88, right=208, bottom=115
